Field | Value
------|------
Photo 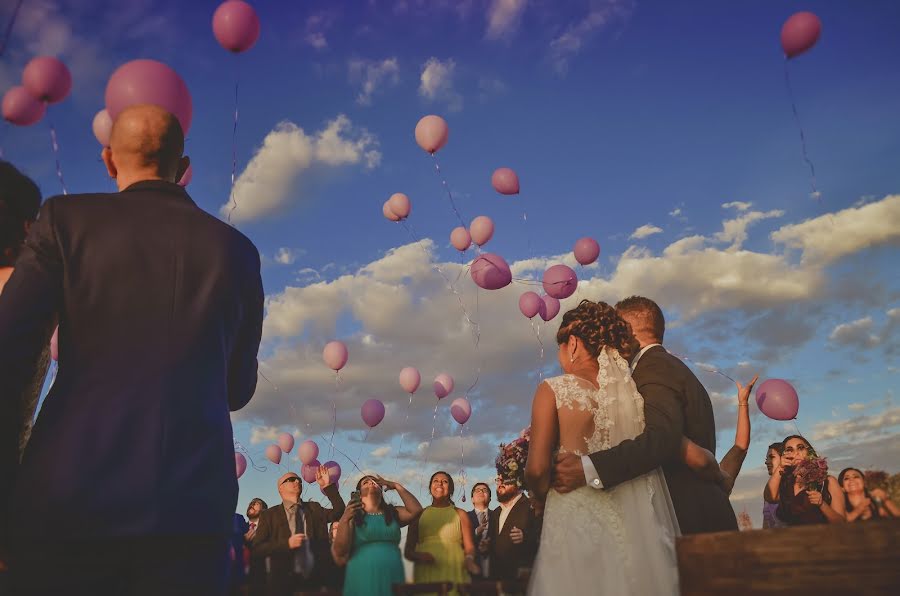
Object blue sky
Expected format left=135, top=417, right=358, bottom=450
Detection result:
left=4, top=0, right=900, bottom=528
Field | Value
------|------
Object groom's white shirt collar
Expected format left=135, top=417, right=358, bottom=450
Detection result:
left=498, top=493, right=524, bottom=532
left=630, top=343, right=663, bottom=372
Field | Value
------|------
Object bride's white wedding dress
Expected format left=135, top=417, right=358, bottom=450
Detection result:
left=528, top=347, right=680, bottom=595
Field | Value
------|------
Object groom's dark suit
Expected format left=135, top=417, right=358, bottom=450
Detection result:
left=589, top=346, right=737, bottom=534
left=0, top=181, right=264, bottom=592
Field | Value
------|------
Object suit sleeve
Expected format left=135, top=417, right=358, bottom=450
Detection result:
left=588, top=357, right=684, bottom=489
left=322, top=483, right=346, bottom=522
left=228, top=247, right=263, bottom=412
left=251, top=511, right=289, bottom=558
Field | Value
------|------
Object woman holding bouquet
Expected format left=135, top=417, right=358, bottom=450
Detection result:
left=765, top=435, right=845, bottom=525
left=838, top=468, right=899, bottom=521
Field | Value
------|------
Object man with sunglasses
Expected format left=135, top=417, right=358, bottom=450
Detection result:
left=250, top=467, right=345, bottom=595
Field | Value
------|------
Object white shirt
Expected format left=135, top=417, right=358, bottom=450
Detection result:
left=498, top=493, right=523, bottom=532
left=582, top=343, right=663, bottom=489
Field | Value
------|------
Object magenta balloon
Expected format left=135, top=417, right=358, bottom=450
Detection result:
left=212, top=0, right=261, bottom=53
left=450, top=397, right=471, bottom=425
left=361, top=399, right=386, bottom=428
left=433, top=373, right=454, bottom=399
left=92, top=109, right=113, bottom=146
left=450, top=226, right=471, bottom=251
left=573, top=237, right=600, bottom=266
left=469, top=216, right=495, bottom=247
left=491, top=167, right=520, bottom=195
left=178, top=164, right=193, bottom=187
left=22, top=56, right=72, bottom=104
left=755, top=379, right=800, bottom=421
left=540, top=295, right=561, bottom=322
left=781, top=12, right=822, bottom=59
left=399, top=367, right=421, bottom=394
left=383, top=200, right=401, bottom=222
left=414, top=115, right=449, bottom=154
left=542, top=264, right=578, bottom=299
left=471, top=253, right=512, bottom=291
left=235, top=452, right=247, bottom=478
left=323, top=340, right=349, bottom=371
left=301, top=459, right=320, bottom=482
left=2, top=86, right=46, bottom=126
left=323, top=460, right=341, bottom=484
left=50, top=326, right=59, bottom=362
left=518, top=291, right=542, bottom=319
left=388, top=193, right=411, bottom=219
left=105, top=59, right=193, bottom=134
left=277, top=432, right=295, bottom=453
left=298, top=440, right=319, bottom=465
left=265, top=444, right=282, bottom=465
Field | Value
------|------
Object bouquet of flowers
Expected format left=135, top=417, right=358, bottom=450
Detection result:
left=794, top=455, right=828, bottom=491
left=864, top=470, right=889, bottom=492
left=495, top=427, right=530, bottom=489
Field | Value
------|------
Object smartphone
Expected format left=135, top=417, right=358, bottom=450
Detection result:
left=350, top=490, right=361, bottom=504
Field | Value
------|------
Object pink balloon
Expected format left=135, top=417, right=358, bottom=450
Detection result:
left=469, top=216, right=495, bottom=247
left=323, top=460, right=341, bottom=484
left=277, top=432, right=295, bottom=453
left=265, top=444, right=282, bottom=465
left=2, top=86, right=46, bottom=126
left=383, top=200, right=401, bottom=222
left=105, top=59, right=193, bottom=134
left=573, top=237, right=600, bottom=266
left=323, top=340, right=349, bottom=371
left=212, top=0, right=261, bottom=53
left=50, top=326, right=59, bottom=362
left=298, top=440, right=319, bottom=465
left=542, top=264, right=578, bottom=299
left=399, top=367, right=421, bottom=394
left=433, top=373, right=454, bottom=399
left=178, top=164, right=193, bottom=187
left=755, top=379, right=800, bottom=421
left=414, top=115, right=449, bottom=154
left=781, top=12, right=822, bottom=59
left=301, top=459, right=321, bottom=482
left=540, top=295, right=560, bottom=322
left=235, top=452, right=247, bottom=478
left=92, top=109, right=113, bottom=146
left=450, top=226, right=471, bottom=252
left=388, top=193, right=411, bottom=219
left=471, top=253, right=512, bottom=291
left=361, top=399, right=386, bottom=428
left=491, top=168, right=520, bottom=195
left=22, top=56, right=72, bottom=104
left=518, top=291, right=543, bottom=319
left=450, top=397, right=471, bottom=425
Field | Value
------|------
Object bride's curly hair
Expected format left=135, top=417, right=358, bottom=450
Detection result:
left=556, top=300, right=639, bottom=361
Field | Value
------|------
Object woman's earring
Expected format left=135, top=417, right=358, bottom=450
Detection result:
left=570, top=355, right=575, bottom=363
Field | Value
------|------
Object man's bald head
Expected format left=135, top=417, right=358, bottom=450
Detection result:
left=107, top=104, right=185, bottom=182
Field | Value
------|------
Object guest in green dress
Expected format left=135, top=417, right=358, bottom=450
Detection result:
left=332, top=474, right=423, bottom=596
left=404, top=471, right=481, bottom=595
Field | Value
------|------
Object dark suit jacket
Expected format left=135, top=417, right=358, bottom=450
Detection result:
left=467, top=508, right=490, bottom=577
left=250, top=485, right=345, bottom=590
left=486, top=495, right=540, bottom=582
left=0, top=181, right=263, bottom=543
left=589, top=346, right=737, bottom=534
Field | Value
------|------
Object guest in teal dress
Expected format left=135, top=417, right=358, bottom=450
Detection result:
left=332, top=474, right=423, bottom=596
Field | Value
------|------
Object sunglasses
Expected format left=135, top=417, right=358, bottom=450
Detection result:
left=281, top=476, right=301, bottom=485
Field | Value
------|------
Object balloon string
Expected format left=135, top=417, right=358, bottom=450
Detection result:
left=258, top=369, right=278, bottom=391
left=464, top=287, right=481, bottom=397
left=0, top=0, right=24, bottom=57
left=421, top=401, right=439, bottom=493
left=329, top=371, right=340, bottom=457
left=530, top=318, right=545, bottom=382
left=668, top=351, right=736, bottom=383
left=47, top=117, right=68, bottom=195
left=234, top=440, right=267, bottom=472
left=783, top=60, right=820, bottom=200
left=227, top=58, right=241, bottom=223
left=458, top=424, right=467, bottom=503
left=429, top=153, right=466, bottom=227
left=395, top=392, right=414, bottom=469
left=318, top=435, right=365, bottom=476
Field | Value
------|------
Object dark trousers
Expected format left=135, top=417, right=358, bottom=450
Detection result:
left=10, top=536, right=230, bottom=596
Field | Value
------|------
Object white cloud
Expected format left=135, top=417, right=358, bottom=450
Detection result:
left=250, top=425, right=292, bottom=445
left=478, top=76, right=508, bottom=101
left=304, top=12, right=338, bottom=50
left=714, top=209, right=784, bottom=251
left=548, top=0, right=634, bottom=75
left=722, top=201, right=752, bottom=212
left=349, top=57, right=400, bottom=105
left=419, top=57, right=462, bottom=112
left=771, top=194, right=900, bottom=266
left=370, top=446, right=391, bottom=458
left=486, top=0, right=527, bottom=39
left=829, top=317, right=880, bottom=349
left=811, top=407, right=900, bottom=441
left=222, top=116, right=381, bottom=222
left=630, top=224, right=663, bottom=240
left=847, top=403, right=867, bottom=412
left=274, top=248, right=302, bottom=266
left=669, top=208, right=681, bottom=217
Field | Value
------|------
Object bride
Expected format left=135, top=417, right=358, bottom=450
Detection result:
left=525, top=300, right=680, bottom=595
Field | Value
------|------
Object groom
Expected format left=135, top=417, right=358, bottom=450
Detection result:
left=552, top=296, right=737, bottom=534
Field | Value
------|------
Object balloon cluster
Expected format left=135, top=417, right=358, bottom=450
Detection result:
left=2, top=56, right=71, bottom=127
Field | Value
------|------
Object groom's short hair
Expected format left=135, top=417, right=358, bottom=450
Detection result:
left=615, top=296, right=665, bottom=342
